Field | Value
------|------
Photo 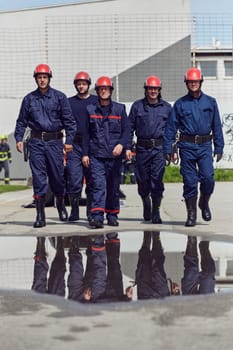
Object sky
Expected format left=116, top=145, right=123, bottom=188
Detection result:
left=0, top=0, right=233, bottom=12
left=190, top=0, right=233, bottom=14
left=0, top=0, right=90, bottom=11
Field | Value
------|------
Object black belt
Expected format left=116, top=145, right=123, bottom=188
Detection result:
left=74, top=134, right=82, bottom=144
left=179, top=133, right=212, bottom=144
left=137, top=138, right=163, bottom=149
left=31, top=130, right=63, bottom=141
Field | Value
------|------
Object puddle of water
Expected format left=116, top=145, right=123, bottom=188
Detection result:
left=0, top=232, right=233, bottom=299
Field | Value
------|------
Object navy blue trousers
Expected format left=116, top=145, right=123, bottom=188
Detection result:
left=135, top=147, right=165, bottom=200
left=179, top=144, right=214, bottom=199
left=29, top=138, right=65, bottom=197
left=90, top=157, right=121, bottom=221
left=66, top=143, right=92, bottom=199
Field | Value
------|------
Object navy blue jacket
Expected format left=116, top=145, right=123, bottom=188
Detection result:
left=68, top=94, right=98, bottom=137
left=163, top=92, right=224, bottom=155
left=83, top=100, right=129, bottom=158
left=128, top=97, right=172, bottom=146
left=14, top=86, right=76, bottom=144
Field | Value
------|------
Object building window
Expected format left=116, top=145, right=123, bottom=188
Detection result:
left=214, top=259, right=220, bottom=276
left=224, top=61, right=233, bottom=77
left=197, top=61, right=217, bottom=78
left=226, top=260, right=233, bottom=276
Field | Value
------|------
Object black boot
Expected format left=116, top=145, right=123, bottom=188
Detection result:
left=185, top=197, right=197, bottom=227
left=185, top=236, right=198, bottom=256
left=56, top=196, right=68, bottom=222
left=152, top=197, right=162, bottom=224
left=56, top=237, right=65, bottom=256
left=199, top=241, right=215, bottom=274
left=142, top=231, right=151, bottom=249
left=199, top=240, right=210, bottom=257
left=142, top=196, right=152, bottom=221
left=152, top=231, right=162, bottom=250
left=86, top=196, right=92, bottom=221
left=35, top=237, right=46, bottom=257
left=198, top=194, right=212, bottom=221
left=68, top=193, right=80, bottom=222
left=34, top=198, right=46, bottom=228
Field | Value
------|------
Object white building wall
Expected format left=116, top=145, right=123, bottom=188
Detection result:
left=0, top=0, right=191, bottom=178
left=0, top=0, right=190, bottom=135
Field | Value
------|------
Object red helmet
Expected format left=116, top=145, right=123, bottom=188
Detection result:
left=33, top=64, right=52, bottom=78
left=74, top=71, right=91, bottom=85
left=95, top=76, right=114, bottom=90
left=144, top=76, right=161, bottom=88
left=184, top=68, right=203, bottom=82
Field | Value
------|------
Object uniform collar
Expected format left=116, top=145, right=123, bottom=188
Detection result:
left=96, top=99, right=113, bottom=112
left=187, top=90, right=203, bottom=100
left=35, top=86, right=52, bottom=98
left=143, top=97, right=163, bottom=109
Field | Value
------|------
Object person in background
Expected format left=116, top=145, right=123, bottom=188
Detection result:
left=164, top=67, right=224, bottom=227
left=121, top=141, right=136, bottom=185
left=128, top=76, right=172, bottom=224
left=14, top=63, right=76, bottom=228
left=0, top=134, right=12, bottom=184
left=66, top=71, right=98, bottom=222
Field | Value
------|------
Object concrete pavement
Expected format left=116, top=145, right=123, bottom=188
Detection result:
left=0, top=182, right=232, bottom=239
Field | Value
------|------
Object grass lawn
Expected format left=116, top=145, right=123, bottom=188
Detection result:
left=0, top=184, right=29, bottom=193
left=1, top=167, right=233, bottom=193
left=164, top=166, right=233, bottom=182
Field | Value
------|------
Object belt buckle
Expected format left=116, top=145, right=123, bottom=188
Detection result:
left=41, top=131, right=46, bottom=141
left=194, top=135, right=200, bottom=144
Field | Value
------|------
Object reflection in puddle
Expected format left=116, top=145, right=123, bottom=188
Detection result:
left=1, top=232, right=233, bottom=299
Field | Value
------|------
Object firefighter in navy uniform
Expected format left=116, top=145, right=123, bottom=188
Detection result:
left=66, top=71, right=98, bottom=222
left=164, top=68, right=224, bottom=227
left=82, top=76, right=130, bottom=229
left=14, top=63, right=76, bottom=228
left=128, top=76, right=172, bottom=224
left=0, top=134, right=12, bottom=184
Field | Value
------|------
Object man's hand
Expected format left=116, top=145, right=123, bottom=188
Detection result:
left=215, top=153, right=222, bottom=162
left=125, top=149, right=132, bottom=161
left=171, top=152, right=179, bottom=164
left=112, top=143, right=123, bottom=157
left=16, top=141, right=23, bottom=153
left=64, top=144, right=73, bottom=153
left=82, top=155, right=90, bottom=168
left=83, top=287, right=91, bottom=301
left=125, top=286, right=133, bottom=300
